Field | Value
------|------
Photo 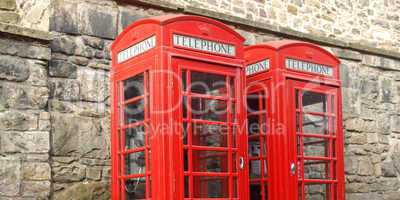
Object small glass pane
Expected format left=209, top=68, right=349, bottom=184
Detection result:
left=302, top=114, right=328, bottom=134
left=125, top=177, right=146, bottom=199
left=183, top=96, right=188, bottom=119
left=184, top=176, right=189, bottom=198
left=190, top=71, right=226, bottom=96
left=303, top=160, right=330, bottom=179
left=182, top=70, right=187, bottom=91
left=232, top=126, right=237, bottom=148
left=124, top=100, right=145, bottom=124
left=192, top=150, right=228, bottom=172
left=230, top=77, right=235, bottom=98
left=248, top=115, right=260, bottom=135
left=147, top=150, right=151, bottom=171
left=304, top=184, right=329, bottom=200
left=191, top=98, right=227, bottom=122
left=302, top=91, right=327, bottom=113
left=193, top=176, right=229, bottom=198
left=183, top=122, right=188, bottom=145
left=303, top=137, right=329, bottom=157
left=125, top=151, right=145, bottom=175
left=184, top=150, right=188, bottom=172
left=192, top=123, right=227, bottom=147
left=125, top=126, right=145, bottom=149
left=249, top=141, right=261, bottom=157
left=233, top=177, right=238, bottom=198
left=249, top=160, right=262, bottom=178
left=124, top=74, right=144, bottom=100
left=247, top=93, right=260, bottom=112
left=250, top=183, right=262, bottom=199
left=264, top=183, right=268, bottom=200
left=331, top=117, right=336, bottom=135
left=232, top=153, right=237, bottom=173
left=295, top=90, right=300, bottom=109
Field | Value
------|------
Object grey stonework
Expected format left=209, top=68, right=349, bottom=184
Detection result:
left=0, top=0, right=400, bottom=199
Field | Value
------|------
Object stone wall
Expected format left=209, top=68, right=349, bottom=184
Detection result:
left=152, top=0, right=400, bottom=52
left=1, top=0, right=400, bottom=199
left=0, top=31, right=51, bottom=199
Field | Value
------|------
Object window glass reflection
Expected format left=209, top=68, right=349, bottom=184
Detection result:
left=192, top=123, right=227, bottom=147
left=190, top=71, right=226, bottom=96
left=125, top=152, right=145, bottom=175
left=125, top=177, right=146, bottom=199
left=192, top=150, right=228, bottom=172
left=124, top=74, right=144, bottom=100
left=193, top=176, right=229, bottom=198
left=125, top=126, right=145, bottom=149
left=191, top=98, right=227, bottom=121
left=302, top=114, right=328, bottom=134
left=124, top=100, right=145, bottom=124
left=302, top=91, right=327, bottom=113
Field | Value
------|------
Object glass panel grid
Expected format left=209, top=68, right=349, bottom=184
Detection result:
left=246, top=91, right=268, bottom=200
left=296, top=88, right=338, bottom=200
left=183, top=70, right=237, bottom=198
left=119, top=71, right=151, bottom=199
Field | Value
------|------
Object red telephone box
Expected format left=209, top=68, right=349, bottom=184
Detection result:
left=111, top=15, right=248, bottom=200
left=244, top=40, right=345, bottom=200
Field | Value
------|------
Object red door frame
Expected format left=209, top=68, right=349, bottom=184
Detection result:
left=287, top=80, right=344, bottom=200
left=111, top=15, right=247, bottom=200
left=172, top=57, right=248, bottom=199
left=244, top=40, right=345, bottom=200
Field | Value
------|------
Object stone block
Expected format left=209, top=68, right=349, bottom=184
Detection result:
left=0, top=10, right=19, bottom=24
left=81, top=35, right=104, bottom=50
left=0, top=82, right=49, bottom=110
left=0, top=0, right=16, bottom=10
left=332, top=48, right=362, bottom=61
left=391, top=143, right=400, bottom=174
left=49, top=60, right=77, bottom=78
left=49, top=79, right=80, bottom=101
left=87, top=60, right=110, bottom=70
left=25, top=61, right=48, bottom=87
left=0, top=55, right=30, bottom=82
left=346, top=182, right=369, bottom=193
left=86, top=167, right=102, bottom=181
left=357, top=157, right=374, bottom=176
left=50, top=1, right=79, bottom=34
left=119, top=9, right=145, bottom=32
left=0, top=156, right=21, bottom=196
left=52, top=160, right=85, bottom=182
left=345, top=118, right=377, bottom=133
left=21, top=181, right=50, bottom=198
left=53, top=182, right=110, bottom=200
left=0, top=38, right=51, bottom=60
left=68, top=56, right=89, bottom=66
left=0, top=111, right=37, bottom=131
left=382, top=161, right=397, bottom=177
left=0, top=131, right=50, bottom=153
left=79, top=3, right=118, bottom=39
left=392, top=115, right=400, bottom=133
left=51, top=35, right=77, bottom=55
left=51, top=1, right=117, bottom=39
left=77, top=68, right=109, bottom=102
left=22, top=162, right=51, bottom=181
left=51, top=113, right=107, bottom=159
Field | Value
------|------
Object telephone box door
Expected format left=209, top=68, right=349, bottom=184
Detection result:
left=288, top=80, right=343, bottom=200
left=173, top=58, right=248, bottom=199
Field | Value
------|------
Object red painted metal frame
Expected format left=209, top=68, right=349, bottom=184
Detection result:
left=244, top=40, right=345, bottom=200
left=111, top=15, right=247, bottom=200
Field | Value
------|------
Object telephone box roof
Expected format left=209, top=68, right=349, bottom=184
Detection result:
left=245, top=40, right=340, bottom=63
left=112, top=14, right=245, bottom=50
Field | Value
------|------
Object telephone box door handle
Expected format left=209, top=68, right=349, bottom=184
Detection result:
left=239, top=157, right=245, bottom=169
left=290, top=162, right=296, bottom=175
